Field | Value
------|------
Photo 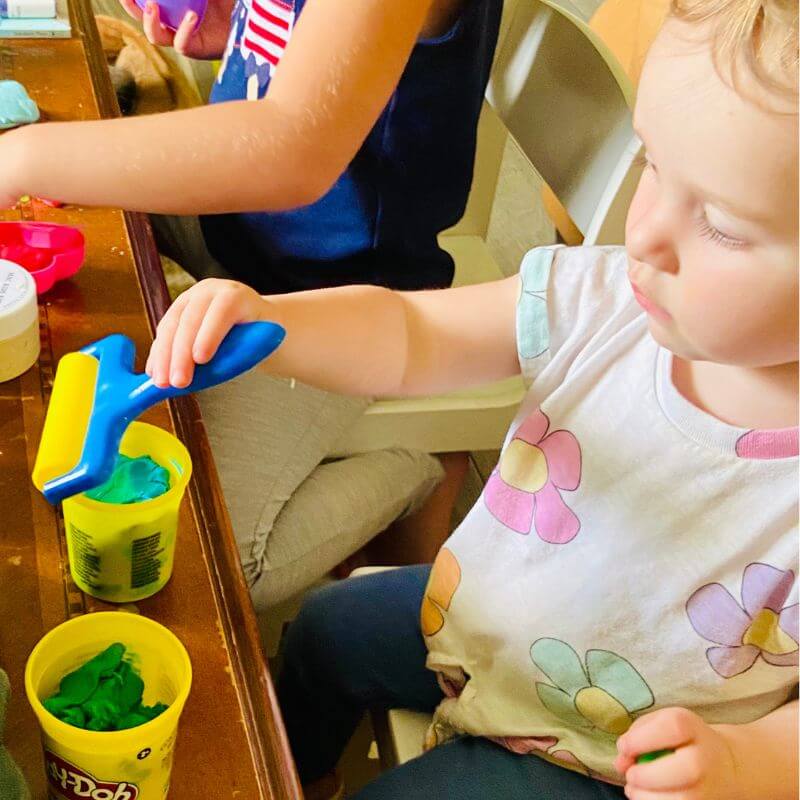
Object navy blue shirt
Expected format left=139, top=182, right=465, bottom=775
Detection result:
left=202, top=0, right=502, bottom=293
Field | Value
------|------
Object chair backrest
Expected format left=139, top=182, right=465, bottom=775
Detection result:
left=451, top=0, right=643, bottom=246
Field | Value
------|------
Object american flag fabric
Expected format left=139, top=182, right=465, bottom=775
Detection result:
left=241, top=0, right=295, bottom=75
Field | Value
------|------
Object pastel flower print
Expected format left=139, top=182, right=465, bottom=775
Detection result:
left=484, top=410, right=582, bottom=543
left=421, top=548, right=461, bottom=636
left=517, top=248, right=551, bottom=360
left=531, top=638, right=654, bottom=738
left=686, top=563, right=798, bottom=678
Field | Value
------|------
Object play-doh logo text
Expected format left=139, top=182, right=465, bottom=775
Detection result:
left=45, top=751, right=139, bottom=800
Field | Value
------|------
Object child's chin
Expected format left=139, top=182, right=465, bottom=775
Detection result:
left=647, top=319, right=696, bottom=359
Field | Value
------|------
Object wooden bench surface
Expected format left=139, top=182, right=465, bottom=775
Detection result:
left=0, top=5, right=301, bottom=798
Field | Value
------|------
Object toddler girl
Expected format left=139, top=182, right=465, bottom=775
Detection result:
left=146, top=0, right=798, bottom=796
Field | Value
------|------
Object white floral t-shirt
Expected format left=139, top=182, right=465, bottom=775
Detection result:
left=422, top=245, right=799, bottom=783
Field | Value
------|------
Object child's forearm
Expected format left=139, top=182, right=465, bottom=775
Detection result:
left=2, top=101, right=333, bottom=214
left=718, top=700, right=798, bottom=800
left=256, top=277, right=520, bottom=397
left=1, top=0, right=438, bottom=213
left=257, top=285, right=408, bottom=396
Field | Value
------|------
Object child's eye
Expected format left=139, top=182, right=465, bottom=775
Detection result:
left=696, top=215, right=748, bottom=250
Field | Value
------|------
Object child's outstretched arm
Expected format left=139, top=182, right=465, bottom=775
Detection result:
left=146, top=277, right=521, bottom=397
left=0, top=0, right=441, bottom=212
left=616, top=702, right=799, bottom=800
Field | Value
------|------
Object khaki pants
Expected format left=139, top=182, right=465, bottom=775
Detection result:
left=151, top=215, right=445, bottom=610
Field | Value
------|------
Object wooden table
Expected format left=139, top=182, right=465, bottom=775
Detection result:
left=0, top=5, right=302, bottom=798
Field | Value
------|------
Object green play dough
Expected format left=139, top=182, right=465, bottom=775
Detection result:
left=0, top=80, right=40, bottom=130
left=84, top=454, right=170, bottom=504
left=636, top=749, right=673, bottom=764
left=43, top=643, right=168, bottom=731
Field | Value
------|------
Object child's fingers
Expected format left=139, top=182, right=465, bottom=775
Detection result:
left=172, top=11, right=199, bottom=53
left=168, top=293, right=215, bottom=387
left=119, top=0, right=144, bottom=20
left=614, top=753, right=637, bottom=776
left=146, top=307, right=179, bottom=377
left=142, top=1, right=174, bottom=46
left=624, top=745, right=701, bottom=792
left=618, top=708, right=698, bottom=761
left=623, top=787, right=670, bottom=800
left=192, top=291, right=243, bottom=364
left=150, top=304, right=185, bottom=388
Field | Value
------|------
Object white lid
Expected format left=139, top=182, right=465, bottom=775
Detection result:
left=0, top=260, right=37, bottom=340
left=4, top=0, right=57, bottom=16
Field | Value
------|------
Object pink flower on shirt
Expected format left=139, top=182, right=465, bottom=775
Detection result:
left=484, top=409, right=582, bottom=543
left=686, top=563, right=799, bottom=678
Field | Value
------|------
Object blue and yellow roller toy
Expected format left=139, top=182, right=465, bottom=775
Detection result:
left=32, top=322, right=285, bottom=503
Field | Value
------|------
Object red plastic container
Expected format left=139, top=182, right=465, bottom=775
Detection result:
left=0, top=222, right=85, bottom=294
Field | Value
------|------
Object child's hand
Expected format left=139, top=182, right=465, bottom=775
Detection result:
left=120, top=0, right=234, bottom=59
left=146, top=278, right=269, bottom=389
left=615, top=708, right=739, bottom=800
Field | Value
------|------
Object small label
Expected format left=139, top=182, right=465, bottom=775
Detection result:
left=0, top=264, right=29, bottom=313
left=130, top=531, right=163, bottom=589
left=45, top=751, right=140, bottom=800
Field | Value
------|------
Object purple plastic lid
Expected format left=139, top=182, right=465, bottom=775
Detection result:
left=134, top=0, right=207, bottom=31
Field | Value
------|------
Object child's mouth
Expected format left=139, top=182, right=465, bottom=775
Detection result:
left=630, top=282, right=672, bottom=322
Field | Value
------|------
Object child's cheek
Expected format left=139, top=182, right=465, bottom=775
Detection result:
left=680, top=257, right=790, bottom=364
left=677, top=260, right=749, bottom=360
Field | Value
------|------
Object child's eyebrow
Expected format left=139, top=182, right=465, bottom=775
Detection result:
left=634, top=122, right=773, bottom=227
left=696, top=184, right=773, bottom=226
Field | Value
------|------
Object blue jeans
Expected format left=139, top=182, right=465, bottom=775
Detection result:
left=277, top=566, right=626, bottom=800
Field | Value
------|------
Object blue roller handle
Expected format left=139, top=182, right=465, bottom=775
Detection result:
left=118, top=320, right=286, bottom=411
left=43, top=321, right=285, bottom=503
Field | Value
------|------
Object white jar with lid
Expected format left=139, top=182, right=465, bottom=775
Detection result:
left=0, top=259, right=39, bottom=383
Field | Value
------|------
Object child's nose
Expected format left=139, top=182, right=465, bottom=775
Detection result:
left=626, top=202, right=679, bottom=275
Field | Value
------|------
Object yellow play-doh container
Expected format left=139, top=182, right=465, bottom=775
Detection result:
left=25, top=611, right=192, bottom=800
left=62, top=421, right=192, bottom=603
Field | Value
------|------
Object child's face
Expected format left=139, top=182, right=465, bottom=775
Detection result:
left=625, top=18, right=798, bottom=368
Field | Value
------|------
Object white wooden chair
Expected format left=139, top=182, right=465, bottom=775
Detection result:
left=330, top=0, right=641, bottom=459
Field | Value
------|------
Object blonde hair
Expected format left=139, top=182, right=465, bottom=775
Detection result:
left=671, top=0, right=798, bottom=98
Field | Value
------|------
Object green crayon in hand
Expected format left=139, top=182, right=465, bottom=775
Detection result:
left=636, top=749, right=674, bottom=764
